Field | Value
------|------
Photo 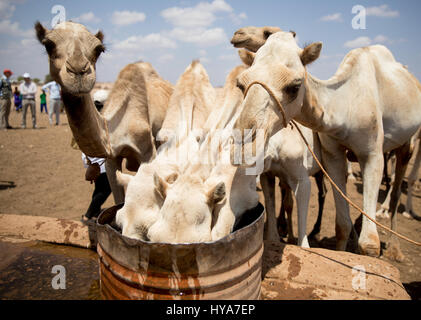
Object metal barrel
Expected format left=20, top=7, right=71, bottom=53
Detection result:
left=96, top=203, right=265, bottom=300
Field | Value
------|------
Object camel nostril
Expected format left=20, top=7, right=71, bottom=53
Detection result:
left=66, top=61, right=89, bottom=76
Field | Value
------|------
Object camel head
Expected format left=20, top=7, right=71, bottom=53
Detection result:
left=234, top=31, right=322, bottom=146
left=147, top=171, right=226, bottom=244
left=35, top=21, right=105, bottom=95
left=231, top=26, right=282, bottom=52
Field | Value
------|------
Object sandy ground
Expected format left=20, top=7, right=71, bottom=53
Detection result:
left=0, top=89, right=420, bottom=298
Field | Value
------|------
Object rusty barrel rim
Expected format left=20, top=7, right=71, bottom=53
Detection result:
left=96, top=203, right=265, bottom=300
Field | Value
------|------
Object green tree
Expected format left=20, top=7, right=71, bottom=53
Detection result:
left=44, top=74, right=53, bottom=84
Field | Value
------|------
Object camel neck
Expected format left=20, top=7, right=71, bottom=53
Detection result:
left=294, top=72, right=340, bottom=133
left=62, top=90, right=110, bottom=158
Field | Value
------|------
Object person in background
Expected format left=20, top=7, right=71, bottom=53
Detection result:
left=81, top=89, right=111, bottom=221
left=13, top=87, right=22, bottom=112
left=40, top=89, right=47, bottom=114
left=42, top=80, right=61, bottom=125
left=0, top=69, right=13, bottom=130
left=19, top=73, right=38, bottom=129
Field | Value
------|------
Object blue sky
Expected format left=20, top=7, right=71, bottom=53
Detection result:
left=1, top=0, right=421, bottom=86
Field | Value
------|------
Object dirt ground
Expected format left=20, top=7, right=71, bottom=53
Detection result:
left=0, top=89, right=420, bottom=299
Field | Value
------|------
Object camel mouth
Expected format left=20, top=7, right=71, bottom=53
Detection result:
left=231, top=39, right=248, bottom=48
left=61, top=74, right=95, bottom=96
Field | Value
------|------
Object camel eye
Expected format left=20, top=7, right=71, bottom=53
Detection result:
left=236, top=79, right=245, bottom=93
left=285, top=83, right=301, bottom=99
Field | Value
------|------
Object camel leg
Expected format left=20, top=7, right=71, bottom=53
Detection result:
left=309, top=171, right=327, bottom=241
left=358, top=150, right=384, bottom=257
left=347, top=161, right=357, bottom=181
left=382, top=143, right=411, bottom=262
left=377, top=154, right=396, bottom=219
left=277, top=187, right=288, bottom=238
left=105, top=157, right=125, bottom=205
left=261, top=173, right=279, bottom=241
left=404, top=138, right=421, bottom=220
left=376, top=180, right=393, bottom=219
left=283, top=187, right=295, bottom=244
left=291, top=177, right=311, bottom=248
left=320, top=136, right=353, bottom=251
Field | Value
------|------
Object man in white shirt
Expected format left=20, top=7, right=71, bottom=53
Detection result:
left=42, top=80, right=61, bottom=125
left=19, top=73, right=38, bottom=129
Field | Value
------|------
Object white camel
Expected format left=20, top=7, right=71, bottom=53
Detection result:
left=233, top=31, right=421, bottom=261
left=115, top=60, right=217, bottom=241
left=377, top=128, right=421, bottom=221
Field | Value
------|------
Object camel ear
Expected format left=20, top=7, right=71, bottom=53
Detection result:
left=207, top=182, right=226, bottom=205
left=95, top=30, right=104, bottom=43
left=35, top=21, right=48, bottom=43
left=300, top=42, right=322, bottom=66
left=154, top=172, right=168, bottom=199
left=116, top=171, right=133, bottom=192
left=238, top=49, right=255, bottom=66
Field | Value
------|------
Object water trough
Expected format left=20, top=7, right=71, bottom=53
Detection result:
left=96, top=203, right=265, bottom=300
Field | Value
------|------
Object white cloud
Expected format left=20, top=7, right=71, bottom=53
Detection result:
left=0, top=19, right=33, bottom=38
left=160, top=0, right=243, bottom=47
left=320, top=13, right=343, bottom=22
left=169, top=27, right=228, bottom=47
left=111, top=10, right=146, bottom=26
left=114, top=33, right=177, bottom=51
left=161, top=0, right=233, bottom=28
left=344, top=34, right=393, bottom=48
left=366, top=4, right=399, bottom=18
left=344, top=36, right=372, bottom=48
left=230, top=12, right=248, bottom=25
left=0, top=0, right=15, bottom=20
left=73, top=12, right=101, bottom=24
left=373, top=34, right=391, bottom=44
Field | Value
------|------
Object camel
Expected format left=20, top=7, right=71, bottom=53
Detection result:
left=35, top=21, right=173, bottom=204
left=377, top=128, right=421, bottom=221
left=233, top=31, right=421, bottom=261
left=146, top=55, right=261, bottom=243
left=115, top=61, right=217, bottom=240
left=261, top=122, right=324, bottom=247
left=231, top=26, right=282, bottom=53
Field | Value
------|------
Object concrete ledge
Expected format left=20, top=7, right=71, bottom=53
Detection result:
left=0, top=214, right=96, bottom=249
left=0, top=215, right=411, bottom=300
left=261, top=241, right=410, bottom=300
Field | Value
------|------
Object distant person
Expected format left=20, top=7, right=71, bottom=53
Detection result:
left=0, top=69, right=13, bottom=130
left=40, top=89, right=47, bottom=113
left=13, top=87, right=22, bottom=112
left=81, top=153, right=111, bottom=221
left=42, top=80, right=61, bottom=125
left=81, top=90, right=111, bottom=221
left=19, top=73, right=37, bottom=129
